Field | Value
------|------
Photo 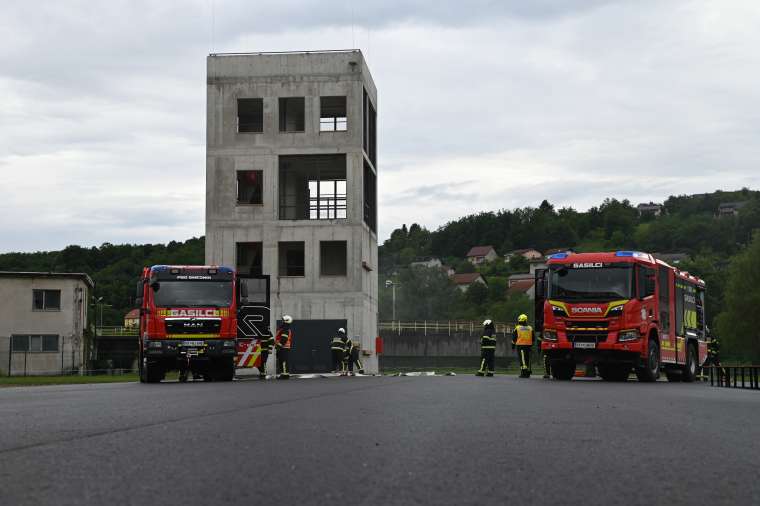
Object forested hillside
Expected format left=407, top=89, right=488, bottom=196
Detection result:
left=0, top=189, right=758, bottom=359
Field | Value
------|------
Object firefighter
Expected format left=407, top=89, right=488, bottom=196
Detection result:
left=258, top=332, right=275, bottom=380
left=331, top=328, right=347, bottom=373
left=275, top=315, right=293, bottom=379
left=512, top=314, right=534, bottom=378
left=340, top=331, right=351, bottom=376
left=476, top=319, right=496, bottom=377
left=703, top=333, right=723, bottom=382
left=347, top=339, right=365, bottom=376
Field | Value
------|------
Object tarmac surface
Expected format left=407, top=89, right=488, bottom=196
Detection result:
left=0, top=374, right=758, bottom=506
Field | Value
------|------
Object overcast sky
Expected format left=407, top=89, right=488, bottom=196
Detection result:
left=1, top=0, right=759, bottom=253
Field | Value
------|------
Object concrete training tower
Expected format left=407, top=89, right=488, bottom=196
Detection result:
left=205, top=50, right=379, bottom=373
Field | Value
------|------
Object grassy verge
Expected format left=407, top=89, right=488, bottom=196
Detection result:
left=0, top=373, right=139, bottom=387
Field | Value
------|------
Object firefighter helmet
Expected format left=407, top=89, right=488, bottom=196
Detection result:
left=518, top=314, right=528, bottom=324
left=338, top=327, right=346, bottom=334
left=282, top=315, right=293, bottom=324
left=483, top=319, right=493, bottom=327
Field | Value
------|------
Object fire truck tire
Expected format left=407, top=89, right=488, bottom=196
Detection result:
left=144, top=362, right=163, bottom=383
left=682, top=343, right=698, bottom=383
left=138, top=352, right=146, bottom=383
left=212, top=358, right=235, bottom=382
left=552, top=361, right=575, bottom=380
left=635, top=338, right=660, bottom=382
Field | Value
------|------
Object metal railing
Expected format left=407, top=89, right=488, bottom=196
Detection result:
left=705, top=365, right=760, bottom=390
left=379, top=320, right=514, bottom=336
left=96, top=326, right=139, bottom=337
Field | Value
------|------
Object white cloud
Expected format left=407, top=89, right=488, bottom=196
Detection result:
left=0, top=0, right=759, bottom=252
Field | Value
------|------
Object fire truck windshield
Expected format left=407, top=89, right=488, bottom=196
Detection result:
left=549, top=265, right=633, bottom=302
left=153, top=281, right=233, bottom=308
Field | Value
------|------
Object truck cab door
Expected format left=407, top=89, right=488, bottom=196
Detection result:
left=534, top=269, right=548, bottom=334
left=236, top=275, right=272, bottom=368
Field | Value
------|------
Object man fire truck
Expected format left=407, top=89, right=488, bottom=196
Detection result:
left=535, top=251, right=708, bottom=382
left=135, top=265, right=240, bottom=383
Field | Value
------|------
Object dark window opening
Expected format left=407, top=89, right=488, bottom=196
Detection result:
left=363, top=88, right=377, bottom=166
left=237, top=98, right=263, bottom=133
left=237, top=170, right=263, bottom=205
left=12, top=335, right=59, bottom=352
left=637, top=266, right=656, bottom=299
left=236, top=242, right=263, bottom=276
left=33, top=289, right=60, bottom=311
left=279, top=155, right=347, bottom=220
left=279, top=242, right=305, bottom=277
left=658, top=267, right=671, bottom=333
left=363, top=161, right=377, bottom=232
left=321, top=241, right=348, bottom=276
left=279, top=97, right=305, bottom=132
left=320, top=96, right=347, bottom=132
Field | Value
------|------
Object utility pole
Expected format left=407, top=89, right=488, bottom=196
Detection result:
left=385, top=280, right=398, bottom=322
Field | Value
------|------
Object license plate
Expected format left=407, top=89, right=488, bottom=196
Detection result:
left=574, top=342, right=596, bottom=349
left=182, top=340, right=205, bottom=347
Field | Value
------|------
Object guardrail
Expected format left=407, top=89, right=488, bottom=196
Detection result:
left=379, top=321, right=514, bottom=335
left=96, top=327, right=139, bottom=337
left=706, top=365, right=760, bottom=390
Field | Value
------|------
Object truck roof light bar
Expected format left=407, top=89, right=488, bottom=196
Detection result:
left=615, top=251, right=648, bottom=259
left=549, top=253, right=569, bottom=259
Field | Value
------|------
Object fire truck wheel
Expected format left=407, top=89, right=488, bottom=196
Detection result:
left=682, top=343, right=698, bottom=383
left=551, top=361, right=575, bottom=380
left=144, top=362, right=163, bottom=383
left=138, top=352, right=146, bottom=383
left=635, top=338, right=660, bottom=382
left=212, top=358, right=235, bottom=382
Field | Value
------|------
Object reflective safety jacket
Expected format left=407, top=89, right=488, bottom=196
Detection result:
left=259, top=334, right=275, bottom=352
left=276, top=328, right=292, bottom=349
left=480, top=330, right=496, bottom=350
left=708, top=338, right=720, bottom=357
left=340, top=336, right=350, bottom=356
left=331, top=336, right=346, bottom=352
left=348, top=340, right=360, bottom=359
left=512, top=325, right=534, bottom=346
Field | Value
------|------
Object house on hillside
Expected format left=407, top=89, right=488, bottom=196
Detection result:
left=452, top=273, right=488, bottom=292
left=508, top=272, right=534, bottom=287
left=440, top=265, right=456, bottom=277
left=717, top=201, right=748, bottom=217
left=529, top=258, right=547, bottom=274
left=410, top=257, right=443, bottom=269
left=466, top=246, right=498, bottom=265
left=507, top=278, right=536, bottom=300
left=504, top=249, right=542, bottom=262
left=124, top=309, right=140, bottom=328
left=637, top=203, right=663, bottom=217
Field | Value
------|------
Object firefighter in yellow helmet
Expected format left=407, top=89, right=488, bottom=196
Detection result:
left=511, top=314, right=534, bottom=378
left=476, top=319, right=496, bottom=377
left=275, top=315, right=293, bottom=379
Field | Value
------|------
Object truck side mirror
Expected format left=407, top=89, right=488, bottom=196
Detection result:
left=134, top=296, right=143, bottom=308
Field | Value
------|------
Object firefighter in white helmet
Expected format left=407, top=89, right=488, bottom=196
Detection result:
left=331, top=327, right=347, bottom=373
left=275, top=315, right=293, bottom=379
left=476, top=319, right=496, bottom=377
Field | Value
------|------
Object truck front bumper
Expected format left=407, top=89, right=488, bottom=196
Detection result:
left=542, top=341, right=644, bottom=365
left=144, top=339, right=237, bottom=359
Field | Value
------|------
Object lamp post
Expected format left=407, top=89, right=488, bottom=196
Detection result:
left=385, top=279, right=397, bottom=322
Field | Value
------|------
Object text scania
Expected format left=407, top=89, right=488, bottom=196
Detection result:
left=571, top=307, right=604, bottom=314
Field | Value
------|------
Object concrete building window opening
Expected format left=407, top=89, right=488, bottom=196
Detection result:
left=279, top=155, right=347, bottom=221
left=320, top=241, right=348, bottom=276
left=236, top=170, right=263, bottom=205
left=279, top=97, right=305, bottom=132
left=279, top=242, right=305, bottom=277
left=236, top=242, right=263, bottom=276
left=237, top=98, right=264, bottom=133
left=11, top=334, right=59, bottom=353
left=362, top=88, right=377, bottom=166
left=319, top=96, right=347, bottom=132
left=32, top=289, right=61, bottom=311
left=363, top=161, right=377, bottom=233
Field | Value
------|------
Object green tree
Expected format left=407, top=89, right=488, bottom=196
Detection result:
left=715, top=231, right=760, bottom=361
left=466, top=282, right=489, bottom=306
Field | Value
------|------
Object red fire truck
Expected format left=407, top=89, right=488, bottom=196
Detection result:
left=535, top=251, right=707, bottom=382
left=135, top=265, right=241, bottom=383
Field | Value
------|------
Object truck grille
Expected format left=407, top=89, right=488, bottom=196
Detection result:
left=165, top=319, right=221, bottom=336
left=566, top=321, right=608, bottom=330
left=567, top=331, right=609, bottom=344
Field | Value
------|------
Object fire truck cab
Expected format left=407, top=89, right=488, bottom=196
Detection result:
left=535, top=251, right=707, bottom=382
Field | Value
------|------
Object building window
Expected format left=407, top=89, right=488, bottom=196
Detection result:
left=279, top=242, right=305, bottom=277
left=363, top=161, right=377, bottom=232
left=237, top=98, right=263, bottom=133
left=237, top=170, right=263, bottom=205
left=320, top=241, right=347, bottom=276
left=279, top=97, right=305, bottom=132
left=11, top=335, right=59, bottom=352
left=279, top=155, right=347, bottom=220
left=363, top=88, right=377, bottom=167
left=236, top=242, right=263, bottom=276
left=33, top=289, right=61, bottom=311
left=320, top=96, right=347, bottom=132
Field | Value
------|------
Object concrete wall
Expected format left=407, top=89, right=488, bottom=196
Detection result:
left=0, top=276, right=90, bottom=375
left=206, top=51, right=379, bottom=372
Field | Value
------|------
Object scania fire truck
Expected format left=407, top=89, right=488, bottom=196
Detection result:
left=135, top=265, right=240, bottom=383
left=535, top=251, right=707, bottom=382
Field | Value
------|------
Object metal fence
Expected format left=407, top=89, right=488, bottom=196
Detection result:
left=97, top=326, right=138, bottom=337
left=379, top=320, right=514, bottom=336
left=706, top=365, right=760, bottom=390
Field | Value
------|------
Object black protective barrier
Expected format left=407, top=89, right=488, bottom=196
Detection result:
left=706, top=366, right=760, bottom=390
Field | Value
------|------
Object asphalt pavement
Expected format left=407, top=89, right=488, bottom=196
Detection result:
left=0, top=374, right=758, bottom=506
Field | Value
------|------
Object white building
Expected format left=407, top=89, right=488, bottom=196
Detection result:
left=0, top=272, right=93, bottom=376
left=205, top=50, right=379, bottom=373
